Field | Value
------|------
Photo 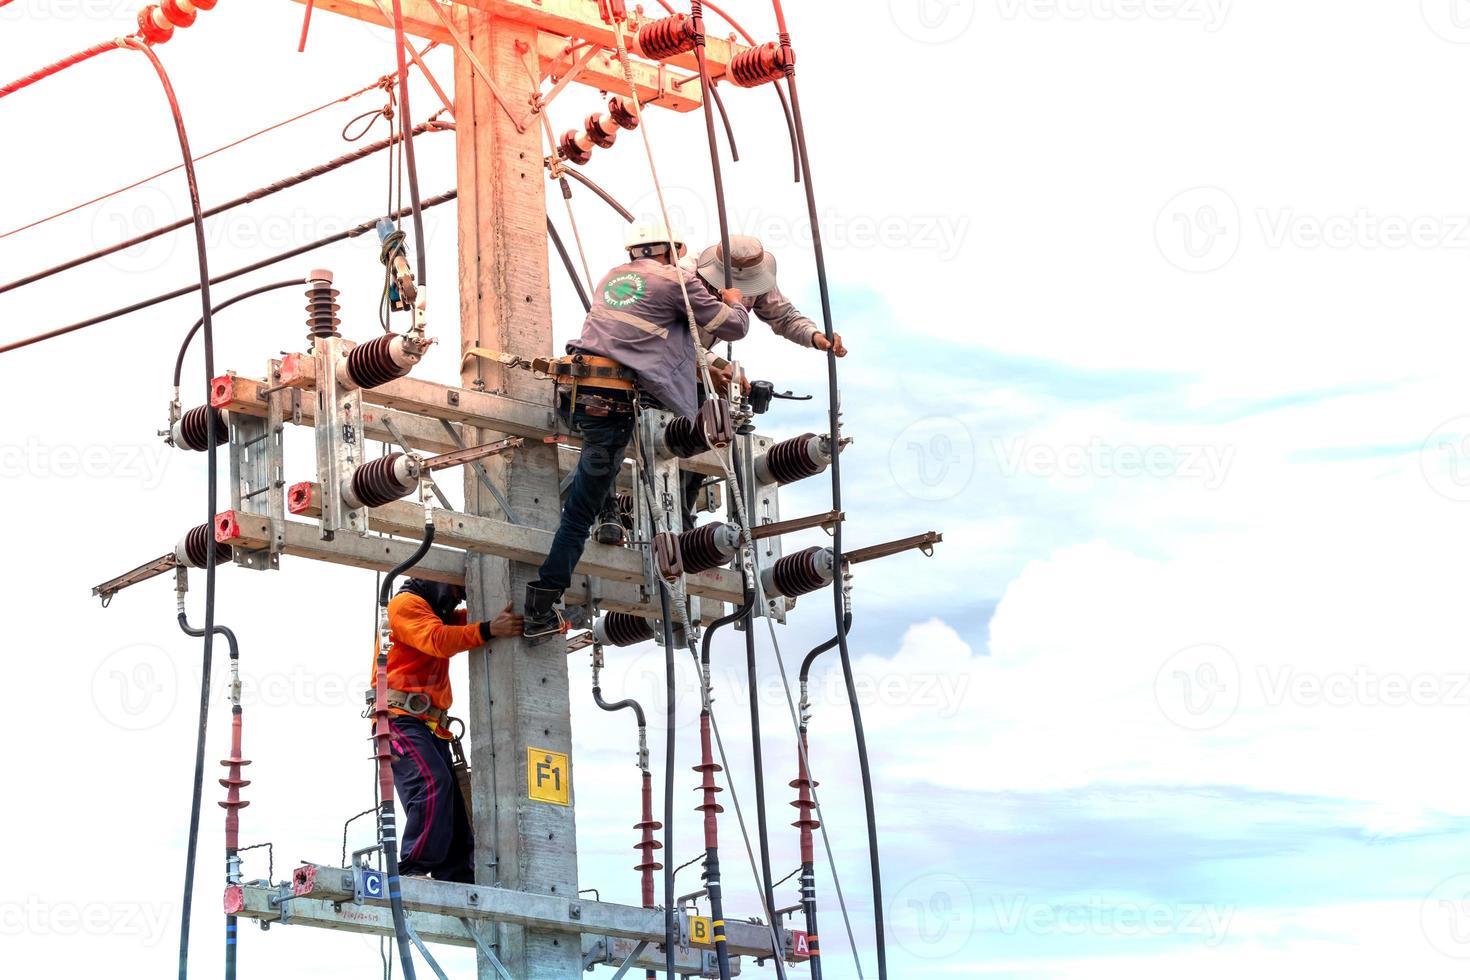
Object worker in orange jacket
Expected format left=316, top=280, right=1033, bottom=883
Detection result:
left=371, top=579, right=522, bottom=881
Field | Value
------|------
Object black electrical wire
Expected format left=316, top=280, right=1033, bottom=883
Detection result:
left=559, top=166, right=636, bottom=223
left=547, top=217, right=592, bottom=312
left=656, top=582, right=679, bottom=980
left=172, top=279, right=309, bottom=387
left=770, top=4, right=887, bottom=974
left=799, top=614, right=851, bottom=684
left=376, top=521, right=436, bottom=980
left=389, top=0, right=428, bottom=288
left=0, top=124, right=443, bottom=297
left=175, top=608, right=240, bottom=980
left=592, top=656, right=649, bottom=726
left=742, top=607, right=780, bottom=938
left=690, top=3, right=734, bottom=292
left=118, top=34, right=218, bottom=980
left=0, top=191, right=458, bottom=357
left=707, top=79, right=739, bottom=162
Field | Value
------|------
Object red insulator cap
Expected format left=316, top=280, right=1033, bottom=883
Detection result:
left=193, top=0, right=218, bottom=9
left=161, top=0, right=197, bottom=28
left=137, top=6, right=175, bottom=44
left=559, top=129, right=592, bottom=166
left=586, top=112, right=617, bottom=149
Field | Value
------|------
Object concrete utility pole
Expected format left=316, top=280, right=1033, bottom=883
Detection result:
left=452, top=7, right=578, bottom=979
left=278, top=3, right=742, bottom=978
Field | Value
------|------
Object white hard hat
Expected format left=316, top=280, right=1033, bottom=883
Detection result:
left=625, top=220, right=686, bottom=253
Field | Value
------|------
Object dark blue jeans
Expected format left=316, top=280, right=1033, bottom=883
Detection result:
left=537, top=402, right=635, bottom=592
left=388, top=715, right=473, bottom=882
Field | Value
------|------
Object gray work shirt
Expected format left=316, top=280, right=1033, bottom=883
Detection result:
left=570, top=258, right=750, bottom=417
left=695, top=285, right=820, bottom=354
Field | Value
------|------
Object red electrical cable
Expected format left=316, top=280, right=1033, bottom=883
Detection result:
left=0, top=38, right=123, bottom=100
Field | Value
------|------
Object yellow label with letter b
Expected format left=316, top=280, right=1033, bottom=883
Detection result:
left=688, top=915, right=713, bottom=947
left=527, top=747, right=570, bottom=806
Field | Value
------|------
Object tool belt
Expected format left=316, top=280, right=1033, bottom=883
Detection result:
left=543, top=352, right=636, bottom=391
left=365, top=687, right=448, bottom=727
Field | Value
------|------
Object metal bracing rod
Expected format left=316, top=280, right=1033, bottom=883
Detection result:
left=419, top=437, right=524, bottom=473
left=434, top=419, right=524, bottom=525
left=380, top=417, right=454, bottom=510
left=92, top=553, right=178, bottom=604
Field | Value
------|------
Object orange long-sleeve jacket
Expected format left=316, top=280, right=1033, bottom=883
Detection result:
left=371, top=592, right=486, bottom=738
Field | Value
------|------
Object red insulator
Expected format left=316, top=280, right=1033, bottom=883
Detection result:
left=595, top=612, right=656, bottom=648
left=634, top=771, right=663, bottom=908
left=586, top=112, right=617, bottom=149
left=193, top=0, right=218, bottom=8
left=638, top=13, right=696, bottom=60
left=679, top=522, right=738, bottom=575
left=179, top=522, right=233, bottom=568
left=607, top=95, right=639, bottom=131
left=559, top=129, right=592, bottom=165
left=137, top=6, right=175, bottom=44
left=305, top=273, right=340, bottom=338
left=161, top=0, right=197, bottom=28
left=698, top=397, right=734, bottom=451
left=174, top=405, right=228, bottom=452
left=763, top=546, right=835, bottom=599
left=219, top=713, right=252, bottom=850
left=729, top=41, right=787, bottom=88
left=348, top=453, right=419, bottom=509
left=756, top=433, right=830, bottom=485
left=663, top=414, right=708, bottom=459
left=345, top=334, right=410, bottom=389
left=654, top=531, right=684, bottom=582
left=790, top=731, right=820, bottom=864
left=694, top=713, right=724, bottom=844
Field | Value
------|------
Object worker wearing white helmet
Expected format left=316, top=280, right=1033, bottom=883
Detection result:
left=523, top=220, right=750, bottom=639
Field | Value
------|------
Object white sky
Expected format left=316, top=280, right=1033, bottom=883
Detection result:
left=6, top=2, right=1470, bottom=978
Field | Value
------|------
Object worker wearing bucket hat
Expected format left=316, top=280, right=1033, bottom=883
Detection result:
left=694, top=235, right=847, bottom=371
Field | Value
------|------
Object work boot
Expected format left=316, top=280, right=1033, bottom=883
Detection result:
left=594, top=516, right=626, bottom=546
left=522, top=582, right=566, bottom=643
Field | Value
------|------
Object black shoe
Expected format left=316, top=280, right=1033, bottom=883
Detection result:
left=594, top=521, right=626, bottom=546
left=523, top=582, right=566, bottom=642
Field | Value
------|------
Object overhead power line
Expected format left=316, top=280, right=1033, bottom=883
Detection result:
left=0, top=191, right=457, bottom=356
left=0, top=121, right=450, bottom=296
left=0, top=62, right=434, bottom=242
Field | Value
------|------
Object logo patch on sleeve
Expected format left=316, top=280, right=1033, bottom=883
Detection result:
left=602, top=272, right=646, bottom=309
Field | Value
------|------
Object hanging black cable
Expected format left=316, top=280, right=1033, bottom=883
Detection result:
left=176, top=600, right=244, bottom=980
left=173, top=279, right=309, bottom=387
left=690, top=3, right=734, bottom=291
left=118, top=34, right=219, bottom=980
left=389, top=0, right=429, bottom=288
left=656, top=583, right=679, bottom=980
left=559, top=166, right=636, bottom=222
left=793, top=616, right=848, bottom=980
left=547, top=217, right=592, bottom=312
left=0, top=191, right=458, bottom=357
left=697, top=594, right=754, bottom=980
left=374, top=520, right=436, bottom=980
left=0, top=124, right=443, bottom=297
left=769, top=4, right=888, bottom=974
left=707, top=79, right=739, bottom=162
